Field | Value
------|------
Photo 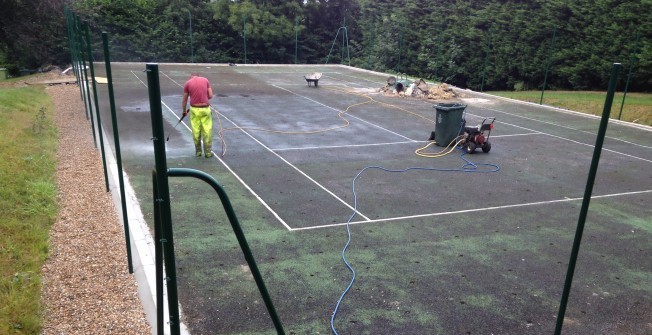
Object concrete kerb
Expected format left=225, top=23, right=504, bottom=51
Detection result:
left=102, top=124, right=190, bottom=335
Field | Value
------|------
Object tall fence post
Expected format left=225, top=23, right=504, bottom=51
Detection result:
left=243, top=15, right=247, bottom=64
left=102, top=32, right=133, bottom=273
left=77, top=16, right=97, bottom=147
left=146, top=63, right=181, bottom=335
left=554, top=63, right=621, bottom=335
left=84, top=21, right=110, bottom=192
left=295, top=16, right=299, bottom=64
left=75, top=15, right=91, bottom=121
left=540, top=27, right=557, bottom=104
left=618, top=30, right=640, bottom=120
left=480, top=25, right=493, bottom=92
left=434, top=21, right=445, bottom=81
left=188, top=10, right=194, bottom=63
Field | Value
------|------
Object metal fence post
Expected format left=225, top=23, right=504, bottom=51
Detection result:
left=146, top=63, right=181, bottom=335
left=554, top=63, right=621, bottom=335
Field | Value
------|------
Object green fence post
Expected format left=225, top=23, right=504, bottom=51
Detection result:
left=146, top=63, right=181, bottom=335
left=295, top=16, right=299, bottom=64
left=77, top=17, right=97, bottom=147
left=480, top=25, right=493, bottom=92
left=188, top=10, right=194, bottom=63
left=434, top=21, right=445, bottom=81
left=168, top=168, right=286, bottom=335
left=64, top=7, right=82, bottom=101
left=84, top=22, right=109, bottom=192
left=554, top=63, right=621, bottom=335
left=75, top=15, right=91, bottom=121
left=540, top=27, right=557, bottom=104
left=102, top=32, right=133, bottom=273
left=618, top=30, right=640, bottom=120
left=243, top=15, right=247, bottom=64
left=151, top=170, right=165, bottom=335
left=397, top=20, right=404, bottom=73
left=366, top=21, right=375, bottom=69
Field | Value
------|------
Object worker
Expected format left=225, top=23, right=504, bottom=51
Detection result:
left=181, top=72, right=214, bottom=157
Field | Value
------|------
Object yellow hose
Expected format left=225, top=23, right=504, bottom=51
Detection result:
left=415, top=136, right=464, bottom=158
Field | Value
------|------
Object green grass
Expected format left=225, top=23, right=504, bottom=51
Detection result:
left=489, top=91, right=652, bottom=126
left=0, top=86, right=58, bottom=334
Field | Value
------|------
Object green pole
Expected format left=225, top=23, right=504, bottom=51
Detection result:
left=64, top=8, right=82, bottom=101
left=78, top=17, right=97, bottom=147
left=341, top=13, right=346, bottom=63
left=434, top=21, right=445, bottom=81
left=189, top=11, right=194, bottom=63
left=367, top=21, right=375, bottom=69
left=345, top=27, right=351, bottom=66
left=294, top=16, right=298, bottom=64
left=540, top=27, right=557, bottom=104
left=243, top=16, right=247, bottom=64
left=84, top=22, right=110, bottom=192
left=618, top=30, right=640, bottom=120
left=168, top=168, right=286, bottom=334
left=554, top=63, right=621, bottom=335
left=480, top=25, right=493, bottom=92
left=75, top=15, right=90, bottom=121
left=102, top=32, right=133, bottom=273
left=397, top=20, right=404, bottom=73
left=146, top=63, right=181, bottom=335
left=152, top=170, right=164, bottom=335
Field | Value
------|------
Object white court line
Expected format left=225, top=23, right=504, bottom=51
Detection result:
left=272, top=84, right=417, bottom=142
left=272, top=140, right=417, bottom=151
left=271, top=133, right=538, bottom=151
left=462, top=111, right=652, bottom=164
left=158, top=71, right=372, bottom=224
left=134, top=70, right=292, bottom=230
left=292, top=189, right=652, bottom=231
left=151, top=69, right=651, bottom=233
left=325, top=72, right=387, bottom=86
left=484, top=107, right=652, bottom=149
left=462, top=87, right=652, bottom=132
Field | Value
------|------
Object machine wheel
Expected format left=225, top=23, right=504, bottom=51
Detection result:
left=482, top=141, right=491, bottom=153
left=465, top=142, right=476, bottom=154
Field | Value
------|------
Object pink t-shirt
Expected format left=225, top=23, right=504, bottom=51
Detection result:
left=183, top=76, right=211, bottom=106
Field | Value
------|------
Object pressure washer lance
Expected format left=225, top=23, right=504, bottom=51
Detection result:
left=166, top=109, right=188, bottom=141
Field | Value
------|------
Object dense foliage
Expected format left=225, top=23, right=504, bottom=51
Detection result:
left=1, top=0, right=650, bottom=91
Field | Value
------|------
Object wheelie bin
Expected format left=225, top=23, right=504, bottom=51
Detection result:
left=432, top=103, right=466, bottom=146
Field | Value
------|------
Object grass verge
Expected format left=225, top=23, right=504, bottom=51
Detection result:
left=0, top=86, right=58, bottom=334
left=489, top=91, right=652, bottom=126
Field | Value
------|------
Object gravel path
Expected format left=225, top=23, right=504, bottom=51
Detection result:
left=40, top=84, right=151, bottom=334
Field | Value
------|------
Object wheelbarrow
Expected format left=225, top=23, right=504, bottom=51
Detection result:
left=304, top=72, right=322, bottom=87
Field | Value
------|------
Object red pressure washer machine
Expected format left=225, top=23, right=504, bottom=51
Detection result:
left=459, top=117, right=495, bottom=154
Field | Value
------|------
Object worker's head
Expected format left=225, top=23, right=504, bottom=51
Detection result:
left=190, top=72, right=200, bottom=78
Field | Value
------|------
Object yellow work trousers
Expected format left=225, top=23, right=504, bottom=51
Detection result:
left=189, top=106, right=212, bottom=155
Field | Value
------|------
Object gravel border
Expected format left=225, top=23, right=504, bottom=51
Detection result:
left=40, top=84, right=151, bottom=335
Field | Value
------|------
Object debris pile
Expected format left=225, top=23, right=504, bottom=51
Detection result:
left=381, top=76, right=463, bottom=100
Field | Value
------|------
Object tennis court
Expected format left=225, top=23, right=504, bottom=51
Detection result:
left=92, top=63, right=651, bottom=335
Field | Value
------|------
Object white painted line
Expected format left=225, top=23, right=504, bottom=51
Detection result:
left=461, top=88, right=652, bottom=132
left=292, top=189, right=652, bottom=231
left=272, top=140, right=417, bottom=151
left=160, top=72, right=371, bottom=224
left=272, top=84, right=417, bottom=142
left=463, top=112, right=652, bottom=164
left=158, top=99, right=293, bottom=231
left=484, top=107, right=652, bottom=149
left=216, top=113, right=372, bottom=222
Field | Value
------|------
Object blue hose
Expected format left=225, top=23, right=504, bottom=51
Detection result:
left=330, top=149, right=499, bottom=334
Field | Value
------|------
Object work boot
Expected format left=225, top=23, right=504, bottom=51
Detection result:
left=205, top=152, right=213, bottom=158
left=196, top=151, right=202, bottom=157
